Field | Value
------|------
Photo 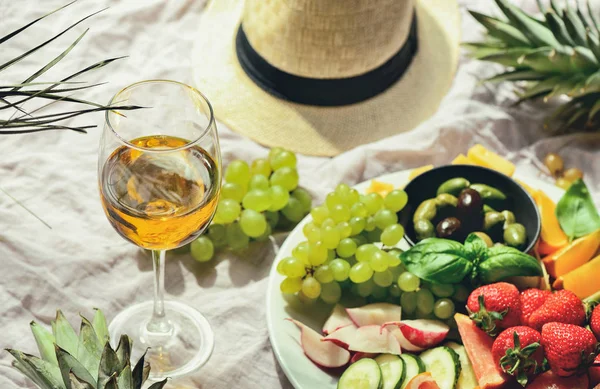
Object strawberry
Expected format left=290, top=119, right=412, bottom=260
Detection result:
left=527, top=370, right=589, bottom=389
left=519, top=288, right=551, bottom=326
left=590, top=354, right=600, bottom=387
left=590, top=304, right=600, bottom=341
left=529, top=290, right=586, bottom=331
left=491, top=326, right=543, bottom=386
left=467, top=282, right=521, bottom=335
left=541, top=322, right=598, bottom=377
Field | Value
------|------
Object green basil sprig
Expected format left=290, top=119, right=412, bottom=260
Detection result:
left=400, top=233, right=542, bottom=285
left=556, top=179, right=600, bottom=241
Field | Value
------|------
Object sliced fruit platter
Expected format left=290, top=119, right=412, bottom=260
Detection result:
left=267, top=145, right=600, bottom=389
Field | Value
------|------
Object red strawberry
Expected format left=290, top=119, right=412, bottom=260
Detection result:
left=590, top=354, right=600, bottom=387
left=519, top=288, right=551, bottom=326
left=467, top=282, right=521, bottom=335
left=529, top=290, right=586, bottom=331
left=590, top=304, right=600, bottom=341
left=527, top=370, right=589, bottom=389
left=491, top=326, right=543, bottom=386
left=541, top=322, right=598, bottom=377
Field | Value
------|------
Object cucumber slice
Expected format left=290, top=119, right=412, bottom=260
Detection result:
left=375, top=354, right=406, bottom=389
left=338, top=358, right=382, bottom=389
left=420, top=346, right=461, bottom=389
left=399, top=354, right=425, bottom=389
left=446, top=342, right=478, bottom=389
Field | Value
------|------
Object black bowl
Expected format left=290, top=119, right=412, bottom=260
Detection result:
left=400, top=165, right=541, bottom=253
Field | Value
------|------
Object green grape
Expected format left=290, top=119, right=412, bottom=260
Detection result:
left=250, top=158, right=271, bottom=177
left=249, top=174, right=270, bottom=190
left=314, top=265, right=334, bottom=283
left=389, top=284, right=402, bottom=297
left=433, top=298, right=455, bottom=320
left=292, top=241, right=310, bottom=265
left=335, top=183, right=351, bottom=195
left=346, top=256, right=357, bottom=266
left=321, top=282, right=342, bottom=304
left=327, top=249, right=336, bottom=261
left=280, top=277, right=303, bottom=294
left=361, top=193, right=384, bottom=215
left=397, top=272, right=420, bottom=292
left=239, top=209, right=267, bottom=237
left=373, top=269, right=394, bottom=287
left=366, top=228, right=381, bottom=243
left=270, top=150, right=297, bottom=170
left=356, top=244, right=377, bottom=263
left=281, top=257, right=306, bottom=278
left=349, top=217, right=366, bottom=235
left=385, top=251, right=402, bottom=267
left=305, top=230, right=320, bottom=247
left=401, top=291, right=417, bottom=314
left=337, top=222, right=352, bottom=239
left=416, top=288, right=435, bottom=315
left=452, top=284, right=470, bottom=303
left=269, top=147, right=284, bottom=160
left=215, top=199, right=241, bottom=224
left=265, top=211, right=280, bottom=228
left=221, top=182, right=246, bottom=202
left=351, top=234, right=368, bottom=247
left=371, top=285, right=388, bottom=300
left=336, top=238, right=357, bottom=258
left=242, top=189, right=271, bottom=212
left=226, top=222, right=249, bottom=250
left=349, top=262, right=374, bottom=283
left=270, top=167, right=299, bottom=191
left=302, top=277, right=321, bottom=299
left=208, top=224, right=227, bottom=248
left=276, top=259, right=286, bottom=275
left=303, top=222, right=317, bottom=238
left=357, top=279, right=374, bottom=297
left=282, top=197, right=305, bottom=222
left=326, top=192, right=343, bottom=209
left=384, top=189, right=408, bottom=212
left=341, top=188, right=360, bottom=207
left=310, top=205, right=329, bottom=225
left=292, top=188, right=312, bottom=213
left=351, top=202, right=369, bottom=218
left=225, top=160, right=250, bottom=185
left=329, top=259, right=351, bottom=281
left=364, top=216, right=376, bottom=232
left=381, top=224, right=405, bottom=246
left=430, top=283, right=455, bottom=298
left=330, top=204, right=351, bottom=223
left=389, top=262, right=405, bottom=277
left=416, top=311, right=436, bottom=320
left=373, top=209, right=398, bottom=230
left=191, top=236, right=214, bottom=262
left=321, top=225, right=341, bottom=249
left=370, top=250, right=389, bottom=272
left=321, top=218, right=336, bottom=228
left=308, top=241, right=328, bottom=266
left=254, top=223, right=272, bottom=241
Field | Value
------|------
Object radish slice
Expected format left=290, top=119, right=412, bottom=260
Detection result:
left=323, top=304, right=355, bottom=335
left=286, top=319, right=351, bottom=368
left=324, top=324, right=402, bottom=355
left=346, top=303, right=402, bottom=327
left=386, top=326, right=426, bottom=352
left=350, top=352, right=378, bottom=364
left=381, top=320, right=449, bottom=348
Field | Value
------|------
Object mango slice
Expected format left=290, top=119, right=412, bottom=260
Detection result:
left=543, top=229, right=600, bottom=278
left=467, top=144, right=515, bottom=177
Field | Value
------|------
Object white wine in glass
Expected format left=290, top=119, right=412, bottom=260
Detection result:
left=98, top=80, right=221, bottom=380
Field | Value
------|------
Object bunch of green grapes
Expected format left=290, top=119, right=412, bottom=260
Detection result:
left=182, top=148, right=311, bottom=262
left=277, top=183, right=468, bottom=329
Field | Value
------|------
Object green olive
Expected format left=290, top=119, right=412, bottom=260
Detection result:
left=435, top=193, right=458, bottom=208
left=473, top=231, right=493, bottom=248
left=483, top=204, right=497, bottom=213
left=483, top=211, right=505, bottom=232
left=503, top=223, right=527, bottom=249
left=469, top=184, right=507, bottom=202
left=436, top=177, right=470, bottom=197
left=501, top=210, right=516, bottom=227
left=414, top=219, right=435, bottom=241
left=413, top=199, right=437, bottom=223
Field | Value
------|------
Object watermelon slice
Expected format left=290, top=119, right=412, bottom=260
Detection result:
left=454, top=313, right=509, bottom=389
left=527, top=371, right=589, bottom=389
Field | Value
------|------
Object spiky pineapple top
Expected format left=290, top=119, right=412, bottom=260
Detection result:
left=6, top=309, right=167, bottom=389
left=465, top=0, right=600, bottom=133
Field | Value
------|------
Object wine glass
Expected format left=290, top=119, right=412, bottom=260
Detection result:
left=98, top=80, right=220, bottom=379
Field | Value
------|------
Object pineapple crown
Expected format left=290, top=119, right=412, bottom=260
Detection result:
left=465, top=0, right=600, bottom=132
left=5, top=309, right=167, bottom=389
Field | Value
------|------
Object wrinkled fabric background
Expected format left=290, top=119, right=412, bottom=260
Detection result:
left=0, top=0, right=598, bottom=388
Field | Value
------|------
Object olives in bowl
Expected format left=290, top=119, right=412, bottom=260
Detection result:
left=401, top=165, right=541, bottom=252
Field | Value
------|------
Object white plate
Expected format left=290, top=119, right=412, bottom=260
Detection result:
left=266, top=169, right=564, bottom=389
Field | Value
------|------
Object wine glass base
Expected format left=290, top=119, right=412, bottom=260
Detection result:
left=108, top=301, right=214, bottom=380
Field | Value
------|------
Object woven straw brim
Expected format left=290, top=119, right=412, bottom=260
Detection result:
left=192, top=0, right=461, bottom=157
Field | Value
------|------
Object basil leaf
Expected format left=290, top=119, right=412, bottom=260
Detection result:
left=400, top=238, right=473, bottom=284
left=478, top=245, right=542, bottom=283
left=464, top=233, right=489, bottom=263
left=556, top=179, right=600, bottom=241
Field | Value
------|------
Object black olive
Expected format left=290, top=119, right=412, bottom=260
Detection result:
left=457, top=188, right=484, bottom=231
left=436, top=217, right=462, bottom=240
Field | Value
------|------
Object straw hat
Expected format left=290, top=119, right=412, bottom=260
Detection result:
left=193, top=0, right=460, bottom=157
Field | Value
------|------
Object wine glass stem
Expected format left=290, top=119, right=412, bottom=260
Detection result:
left=147, top=249, right=173, bottom=334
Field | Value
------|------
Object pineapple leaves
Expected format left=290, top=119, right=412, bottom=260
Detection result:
left=485, top=69, right=545, bottom=83
left=132, top=351, right=150, bottom=389
left=98, top=343, right=121, bottom=389
left=54, top=311, right=80, bottom=358
left=92, top=309, right=109, bottom=347
left=469, top=11, right=531, bottom=46
left=571, top=47, right=598, bottom=70
left=546, top=11, right=576, bottom=46
left=78, top=317, right=103, bottom=379
left=69, top=372, right=95, bottom=389
left=564, top=3, right=589, bottom=46
left=589, top=99, right=600, bottom=119
left=31, top=321, right=59, bottom=365
left=7, top=349, right=65, bottom=389
left=587, top=31, right=600, bottom=62
left=148, top=379, right=169, bottom=389
left=117, top=364, right=133, bottom=389
left=115, top=335, right=132, bottom=373
left=103, top=374, right=119, bottom=389
left=56, top=346, right=97, bottom=389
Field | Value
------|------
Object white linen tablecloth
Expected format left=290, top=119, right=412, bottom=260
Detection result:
left=1, top=1, right=598, bottom=388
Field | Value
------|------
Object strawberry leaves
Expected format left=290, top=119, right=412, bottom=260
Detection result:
left=499, top=331, right=541, bottom=386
